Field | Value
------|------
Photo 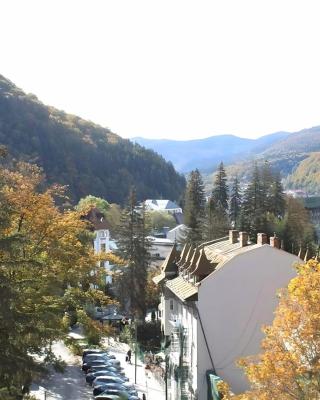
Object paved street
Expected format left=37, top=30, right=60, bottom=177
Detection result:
left=106, top=339, right=165, bottom=400
left=30, top=341, right=93, bottom=400
left=30, top=337, right=165, bottom=400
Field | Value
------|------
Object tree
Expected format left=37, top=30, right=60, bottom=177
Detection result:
left=229, top=176, right=242, bottom=229
left=184, top=169, right=206, bottom=245
left=240, top=164, right=264, bottom=238
left=0, top=163, right=112, bottom=399
left=212, top=162, right=229, bottom=211
left=281, top=196, right=317, bottom=255
left=148, top=211, right=177, bottom=231
left=220, top=259, right=320, bottom=399
left=76, top=194, right=110, bottom=216
left=206, top=197, right=229, bottom=240
left=115, top=188, right=151, bottom=318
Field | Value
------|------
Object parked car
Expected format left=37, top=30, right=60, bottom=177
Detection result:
left=93, top=383, right=137, bottom=397
left=82, top=349, right=108, bottom=359
left=93, top=376, right=126, bottom=388
left=86, top=371, right=128, bottom=385
left=88, top=366, right=124, bottom=375
left=83, top=353, right=115, bottom=364
left=94, top=395, right=125, bottom=400
left=83, top=360, right=113, bottom=372
left=94, top=389, right=130, bottom=399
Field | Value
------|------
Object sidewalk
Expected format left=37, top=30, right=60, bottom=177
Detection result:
left=106, top=339, right=165, bottom=400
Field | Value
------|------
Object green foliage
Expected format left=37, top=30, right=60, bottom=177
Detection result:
left=184, top=169, right=206, bottom=245
left=119, top=325, right=134, bottom=345
left=229, top=176, right=242, bottom=229
left=115, top=189, right=151, bottom=318
left=284, top=152, right=320, bottom=194
left=211, top=162, right=228, bottom=210
left=0, top=162, right=113, bottom=397
left=148, top=210, right=177, bottom=230
left=0, top=74, right=186, bottom=205
left=76, top=195, right=110, bottom=215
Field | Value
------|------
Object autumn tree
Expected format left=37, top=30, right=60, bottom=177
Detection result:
left=0, top=163, right=113, bottom=399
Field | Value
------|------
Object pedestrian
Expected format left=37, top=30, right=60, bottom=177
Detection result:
left=142, top=393, right=146, bottom=400
left=127, top=349, right=132, bottom=364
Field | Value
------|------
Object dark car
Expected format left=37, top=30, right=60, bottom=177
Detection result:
left=88, top=365, right=126, bottom=376
left=94, top=389, right=130, bottom=399
left=82, top=349, right=107, bottom=358
left=84, top=353, right=116, bottom=362
left=93, top=383, right=137, bottom=397
left=83, top=360, right=113, bottom=372
left=86, top=371, right=129, bottom=385
left=93, top=376, right=125, bottom=388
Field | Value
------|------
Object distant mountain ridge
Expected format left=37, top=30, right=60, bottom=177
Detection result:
left=133, top=131, right=291, bottom=172
left=0, top=74, right=186, bottom=204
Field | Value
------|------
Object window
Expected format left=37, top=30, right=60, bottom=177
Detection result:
left=100, top=231, right=106, bottom=238
left=169, top=299, right=174, bottom=311
left=101, top=243, right=106, bottom=252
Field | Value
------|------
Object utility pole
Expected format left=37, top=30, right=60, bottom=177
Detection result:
left=134, top=319, right=138, bottom=384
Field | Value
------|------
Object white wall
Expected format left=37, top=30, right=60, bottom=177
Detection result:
left=196, top=245, right=300, bottom=398
left=93, top=229, right=112, bottom=283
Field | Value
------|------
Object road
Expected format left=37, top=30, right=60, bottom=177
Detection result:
left=30, top=341, right=93, bottom=400
left=30, top=338, right=165, bottom=400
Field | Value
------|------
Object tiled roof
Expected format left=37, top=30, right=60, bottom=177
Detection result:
left=166, top=275, right=198, bottom=301
left=152, top=245, right=180, bottom=284
left=204, top=239, right=259, bottom=268
left=153, top=272, right=166, bottom=285
left=191, top=249, right=216, bottom=277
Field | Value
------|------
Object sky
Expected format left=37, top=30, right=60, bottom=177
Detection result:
left=1, top=0, right=320, bottom=140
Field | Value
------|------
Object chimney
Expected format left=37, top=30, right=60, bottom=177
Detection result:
left=257, top=233, right=268, bottom=246
left=239, top=231, right=248, bottom=247
left=229, top=230, right=239, bottom=244
left=270, top=234, right=281, bottom=249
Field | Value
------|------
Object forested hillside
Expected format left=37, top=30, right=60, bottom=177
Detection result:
left=0, top=75, right=185, bottom=204
left=204, top=127, right=320, bottom=195
left=284, top=152, right=320, bottom=194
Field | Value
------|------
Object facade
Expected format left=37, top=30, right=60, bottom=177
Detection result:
left=154, top=231, right=301, bottom=399
left=84, top=208, right=114, bottom=284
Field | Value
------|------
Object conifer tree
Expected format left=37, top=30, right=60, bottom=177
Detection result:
left=270, top=171, right=285, bottom=217
left=212, top=162, right=229, bottom=211
left=229, top=176, right=242, bottom=229
left=241, top=164, right=263, bottom=238
left=206, top=197, right=229, bottom=240
left=184, top=169, right=206, bottom=245
left=116, top=188, right=151, bottom=318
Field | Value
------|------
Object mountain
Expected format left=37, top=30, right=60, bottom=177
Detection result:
left=203, top=126, right=320, bottom=195
left=283, top=152, right=320, bottom=194
left=133, top=131, right=290, bottom=172
left=0, top=75, right=185, bottom=204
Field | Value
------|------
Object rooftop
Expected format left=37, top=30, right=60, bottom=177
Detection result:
left=154, top=230, right=283, bottom=302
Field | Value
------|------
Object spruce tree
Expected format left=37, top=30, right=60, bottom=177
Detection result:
left=212, top=162, right=229, bottom=211
left=184, top=169, right=206, bottom=245
left=116, top=188, right=151, bottom=318
left=270, top=171, right=285, bottom=217
left=229, top=176, right=242, bottom=229
left=241, top=164, right=263, bottom=238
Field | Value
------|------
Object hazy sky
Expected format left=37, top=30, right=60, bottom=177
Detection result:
left=1, top=0, right=320, bottom=140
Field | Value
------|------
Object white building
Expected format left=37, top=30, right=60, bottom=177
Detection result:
left=85, top=208, right=115, bottom=284
left=144, top=199, right=182, bottom=214
left=153, top=231, right=301, bottom=399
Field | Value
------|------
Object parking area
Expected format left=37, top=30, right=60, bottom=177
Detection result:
left=30, top=339, right=165, bottom=400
